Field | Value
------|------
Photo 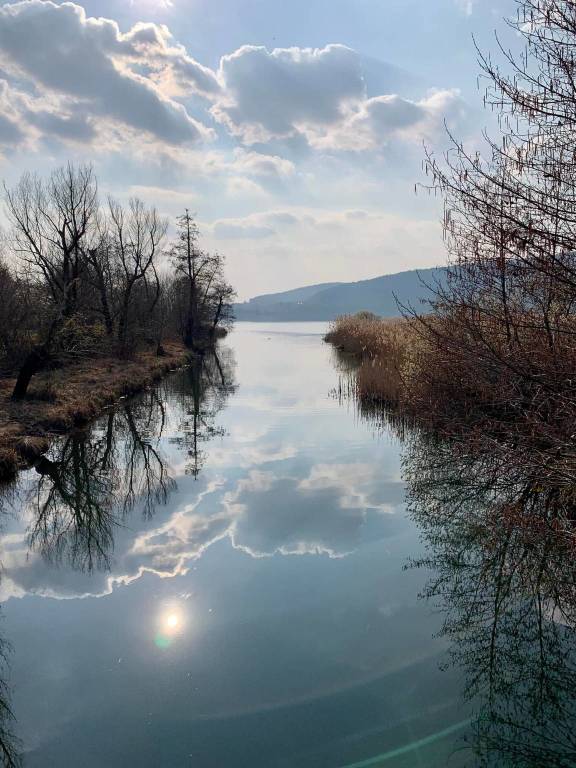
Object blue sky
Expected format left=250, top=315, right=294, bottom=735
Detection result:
left=0, top=0, right=515, bottom=298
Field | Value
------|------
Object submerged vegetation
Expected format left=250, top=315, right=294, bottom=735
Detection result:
left=0, top=164, right=234, bottom=481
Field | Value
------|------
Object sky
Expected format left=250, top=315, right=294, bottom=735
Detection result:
left=0, top=0, right=516, bottom=299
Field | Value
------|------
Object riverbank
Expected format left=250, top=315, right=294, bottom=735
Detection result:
left=0, top=341, right=194, bottom=483
left=325, top=313, right=419, bottom=407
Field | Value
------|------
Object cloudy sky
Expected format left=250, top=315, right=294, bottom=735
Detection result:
left=0, top=0, right=515, bottom=298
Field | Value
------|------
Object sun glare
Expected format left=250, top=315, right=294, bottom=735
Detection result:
left=155, top=604, right=187, bottom=649
left=165, top=613, right=180, bottom=630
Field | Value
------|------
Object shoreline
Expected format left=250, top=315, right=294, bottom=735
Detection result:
left=0, top=341, right=196, bottom=483
left=324, top=314, right=415, bottom=408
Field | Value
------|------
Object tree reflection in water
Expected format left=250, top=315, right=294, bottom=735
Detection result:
left=25, top=348, right=236, bottom=571
left=0, top=485, right=22, bottom=768
left=27, top=390, right=175, bottom=572
left=335, top=351, right=576, bottom=767
left=0, top=348, right=236, bottom=766
left=169, top=348, right=237, bottom=477
left=404, top=437, right=576, bottom=767
left=0, top=646, right=19, bottom=768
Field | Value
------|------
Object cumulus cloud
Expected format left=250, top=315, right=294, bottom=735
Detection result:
left=0, top=78, right=30, bottom=147
left=0, top=111, right=24, bottom=146
left=0, top=1, right=214, bottom=146
left=313, top=89, right=467, bottom=150
left=210, top=43, right=469, bottom=151
left=0, top=4, right=469, bottom=159
left=212, top=44, right=365, bottom=144
left=230, top=149, right=296, bottom=180
left=26, top=109, right=96, bottom=142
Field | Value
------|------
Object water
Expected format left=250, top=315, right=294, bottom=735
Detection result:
left=0, top=322, right=573, bottom=767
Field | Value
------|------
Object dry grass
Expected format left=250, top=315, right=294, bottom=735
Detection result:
left=325, top=313, right=421, bottom=406
left=0, top=340, right=192, bottom=482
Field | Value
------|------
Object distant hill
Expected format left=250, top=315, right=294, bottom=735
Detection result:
left=234, top=267, right=446, bottom=321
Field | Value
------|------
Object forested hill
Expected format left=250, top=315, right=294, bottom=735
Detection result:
left=234, top=267, right=446, bottom=321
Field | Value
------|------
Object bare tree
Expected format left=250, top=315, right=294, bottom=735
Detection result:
left=410, top=0, right=576, bottom=470
left=168, top=211, right=234, bottom=346
left=4, top=165, right=99, bottom=399
left=0, top=167, right=234, bottom=399
left=4, top=164, right=97, bottom=317
left=106, top=197, right=167, bottom=352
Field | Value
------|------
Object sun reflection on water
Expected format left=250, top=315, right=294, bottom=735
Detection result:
left=155, top=604, right=187, bottom=649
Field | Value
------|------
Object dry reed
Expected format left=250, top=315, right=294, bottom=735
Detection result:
left=325, top=313, right=421, bottom=406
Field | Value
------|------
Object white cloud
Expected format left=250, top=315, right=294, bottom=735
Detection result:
left=0, top=3, right=465, bottom=296
left=0, top=5, right=469, bottom=161
left=213, top=218, right=276, bottom=239
left=311, top=89, right=466, bottom=150
left=0, top=1, right=215, bottom=146
left=210, top=43, right=469, bottom=151
left=299, top=463, right=400, bottom=515
left=204, top=207, right=446, bottom=298
left=225, top=175, right=268, bottom=199
left=0, top=450, right=405, bottom=600
left=212, top=44, right=365, bottom=144
left=225, top=465, right=403, bottom=559
left=230, top=149, right=296, bottom=180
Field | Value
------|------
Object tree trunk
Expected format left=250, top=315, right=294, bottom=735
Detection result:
left=184, top=316, right=194, bottom=348
left=211, top=297, right=223, bottom=335
left=117, top=291, right=132, bottom=351
left=11, top=347, right=50, bottom=400
left=185, top=281, right=197, bottom=348
left=98, top=277, right=114, bottom=336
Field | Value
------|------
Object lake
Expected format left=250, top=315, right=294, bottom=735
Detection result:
left=0, top=322, right=573, bottom=767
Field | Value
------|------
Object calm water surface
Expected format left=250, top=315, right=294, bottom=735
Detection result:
left=1, top=322, right=566, bottom=767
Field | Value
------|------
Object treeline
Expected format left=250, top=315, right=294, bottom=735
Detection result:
left=330, top=1, right=576, bottom=484
left=0, top=163, right=234, bottom=400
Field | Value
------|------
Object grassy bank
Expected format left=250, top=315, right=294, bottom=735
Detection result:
left=0, top=341, right=194, bottom=483
left=325, top=313, right=420, bottom=407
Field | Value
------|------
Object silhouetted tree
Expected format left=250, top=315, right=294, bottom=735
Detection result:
left=409, top=0, right=576, bottom=476
left=169, top=210, right=235, bottom=347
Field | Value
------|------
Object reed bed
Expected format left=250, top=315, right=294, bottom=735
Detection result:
left=325, top=313, right=421, bottom=407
